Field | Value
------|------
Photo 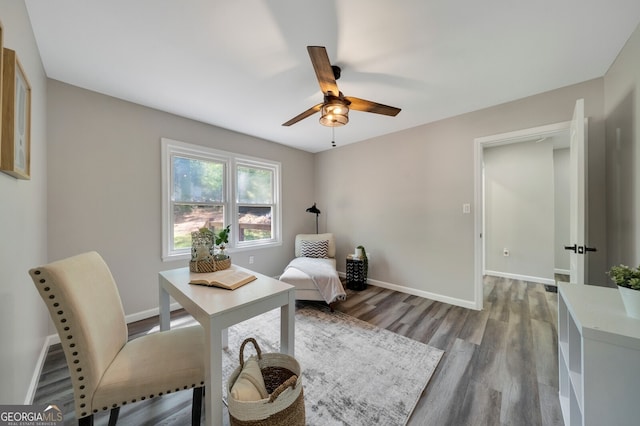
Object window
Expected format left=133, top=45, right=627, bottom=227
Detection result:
left=162, top=138, right=281, bottom=260
left=236, top=162, right=276, bottom=245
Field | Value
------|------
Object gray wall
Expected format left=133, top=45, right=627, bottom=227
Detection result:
left=605, top=22, right=640, bottom=272
left=315, top=78, right=606, bottom=306
left=484, top=140, right=555, bottom=283
left=0, top=1, right=49, bottom=404
left=46, top=81, right=316, bottom=317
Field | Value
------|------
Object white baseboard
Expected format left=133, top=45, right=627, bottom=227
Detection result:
left=124, top=302, right=182, bottom=324
left=338, top=272, right=479, bottom=310
left=485, top=270, right=555, bottom=286
left=25, top=334, right=59, bottom=404
left=369, top=277, right=479, bottom=310
left=554, top=268, right=570, bottom=275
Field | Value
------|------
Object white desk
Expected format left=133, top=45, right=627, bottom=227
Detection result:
left=159, top=265, right=295, bottom=426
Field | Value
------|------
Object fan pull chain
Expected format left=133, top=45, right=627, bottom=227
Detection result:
left=331, top=127, right=336, bottom=148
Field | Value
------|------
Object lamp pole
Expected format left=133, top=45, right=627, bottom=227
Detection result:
left=305, top=203, right=321, bottom=234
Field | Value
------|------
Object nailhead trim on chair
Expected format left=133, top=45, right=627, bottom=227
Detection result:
left=33, top=269, right=207, bottom=422
left=34, top=270, right=93, bottom=418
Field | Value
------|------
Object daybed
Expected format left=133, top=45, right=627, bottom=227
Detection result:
left=279, top=233, right=346, bottom=306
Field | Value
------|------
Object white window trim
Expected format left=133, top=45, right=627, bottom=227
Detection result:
left=161, top=138, right=282, bottom=261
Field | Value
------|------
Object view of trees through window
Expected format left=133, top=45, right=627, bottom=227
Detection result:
left=173, top=205, right=224, bottom=249
left=237, top=165, right=273, bottom=242
left=237, top=166, right=272, bottom=203
left=171, top=156, right=274, bottom=250
left=172, top=156, right=224, bottom=249
left=173, top=156, right=223, bottom=203
left=238, top=206, right=271, bottom=241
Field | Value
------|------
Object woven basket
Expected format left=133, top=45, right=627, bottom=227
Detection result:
left=228, top=338, right=305, bottom=426
left=189, top=257, right=231, bottom=273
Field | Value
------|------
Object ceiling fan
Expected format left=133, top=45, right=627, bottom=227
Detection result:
left=282, top=46, right=401, bottom=127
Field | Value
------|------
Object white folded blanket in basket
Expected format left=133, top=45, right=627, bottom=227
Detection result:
left=230, top=356, right=268, bottom=401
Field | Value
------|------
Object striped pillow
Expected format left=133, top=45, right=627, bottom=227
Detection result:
left=299, top=240, right=329, bottom=258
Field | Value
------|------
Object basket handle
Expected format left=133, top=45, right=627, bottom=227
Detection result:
left=238, top=337, right=262, bottom=368
left=268, top=375, right=298, bottom=403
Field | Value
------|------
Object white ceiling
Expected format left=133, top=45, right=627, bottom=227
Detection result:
left=25, top=0, right=640, bottom=153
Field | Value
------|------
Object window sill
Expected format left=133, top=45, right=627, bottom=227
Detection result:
left=162, top=241, right=281, bottom=262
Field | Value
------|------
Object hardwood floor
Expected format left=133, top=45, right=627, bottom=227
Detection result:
left=336, top=276, right=562, bottom=426
left=34, top=276, right=562, bottom=425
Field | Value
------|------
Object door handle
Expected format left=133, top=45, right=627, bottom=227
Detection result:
left=564, top=244, right=597, bottom=254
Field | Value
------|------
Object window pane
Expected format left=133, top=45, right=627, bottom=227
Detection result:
left=173, top=156, right=224, bottom=202
left=238, top=206, right=272, bottom=241
left=173, top=204, right=224, bottom=249
left=237, top=166, right=273, bottom=204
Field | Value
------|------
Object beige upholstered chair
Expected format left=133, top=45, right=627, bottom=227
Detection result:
left=29, top=252, right=205, bottom=426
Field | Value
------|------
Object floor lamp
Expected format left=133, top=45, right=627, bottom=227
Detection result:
left=306, top=203, right=321, bottom=234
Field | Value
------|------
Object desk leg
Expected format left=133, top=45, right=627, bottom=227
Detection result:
left=204, top=321, right=224, bottom=426
left=159, top=280, right=170, bottom=331
left=280, top=289, right=295, bottom=356
left=222, top=328, right=229, bottom=349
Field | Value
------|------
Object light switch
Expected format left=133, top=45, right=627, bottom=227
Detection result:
left=463, top=203, right=471, bottom=214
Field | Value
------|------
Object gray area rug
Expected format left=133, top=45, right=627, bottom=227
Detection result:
left=222, top=305, right=444, bottom=426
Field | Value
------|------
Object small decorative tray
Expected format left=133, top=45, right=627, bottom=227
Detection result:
left=189, top=257, right=231, bottom=273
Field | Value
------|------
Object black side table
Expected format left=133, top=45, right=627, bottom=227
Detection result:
left=346, top=257, right=368, bottom=291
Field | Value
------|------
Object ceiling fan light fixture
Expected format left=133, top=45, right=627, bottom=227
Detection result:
left=320, top=101, right=349, bottom=127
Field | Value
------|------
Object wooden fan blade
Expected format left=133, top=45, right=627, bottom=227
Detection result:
left=345, top=96, right=401, bottom=116
left=307, top=46, right=339, bottom=97
left=282, top=103, right=323, bottom=126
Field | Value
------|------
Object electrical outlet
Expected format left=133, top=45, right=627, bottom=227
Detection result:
left=249, top=256, right=254, bottom=264
left=503, top=249, right=509, bottom=257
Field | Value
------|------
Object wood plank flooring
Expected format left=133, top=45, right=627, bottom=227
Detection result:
left=34, top=276, right=562, bottom=425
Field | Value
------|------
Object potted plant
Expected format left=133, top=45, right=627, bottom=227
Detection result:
left=357, top=245, right=367, bottom=261
left=215, top=225, right=231, bottom=260
left=607, top=264, right=640, bottom=319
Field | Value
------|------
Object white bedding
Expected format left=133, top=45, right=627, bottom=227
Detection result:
left=281, top=257, right=346, bottom=304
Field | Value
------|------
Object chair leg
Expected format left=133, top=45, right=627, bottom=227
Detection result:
left=108, top=407, right=120, bottom=426
left=78, top=415, right=94, bottom=426
left=192, top=386, right=204, bottom=426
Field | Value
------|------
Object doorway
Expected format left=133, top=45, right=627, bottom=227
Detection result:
left=473, top=121, right=572, bottom=310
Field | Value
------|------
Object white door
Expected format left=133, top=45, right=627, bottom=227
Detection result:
left=567, top=98, right=587, bottom=284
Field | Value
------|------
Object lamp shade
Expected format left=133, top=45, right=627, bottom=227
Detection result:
left=306, top=203, right=321, bottom=214
left=319, top=101, right=349, bottom=127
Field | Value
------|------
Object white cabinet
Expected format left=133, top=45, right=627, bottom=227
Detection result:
left=558, top=283, right=640, bottom=426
